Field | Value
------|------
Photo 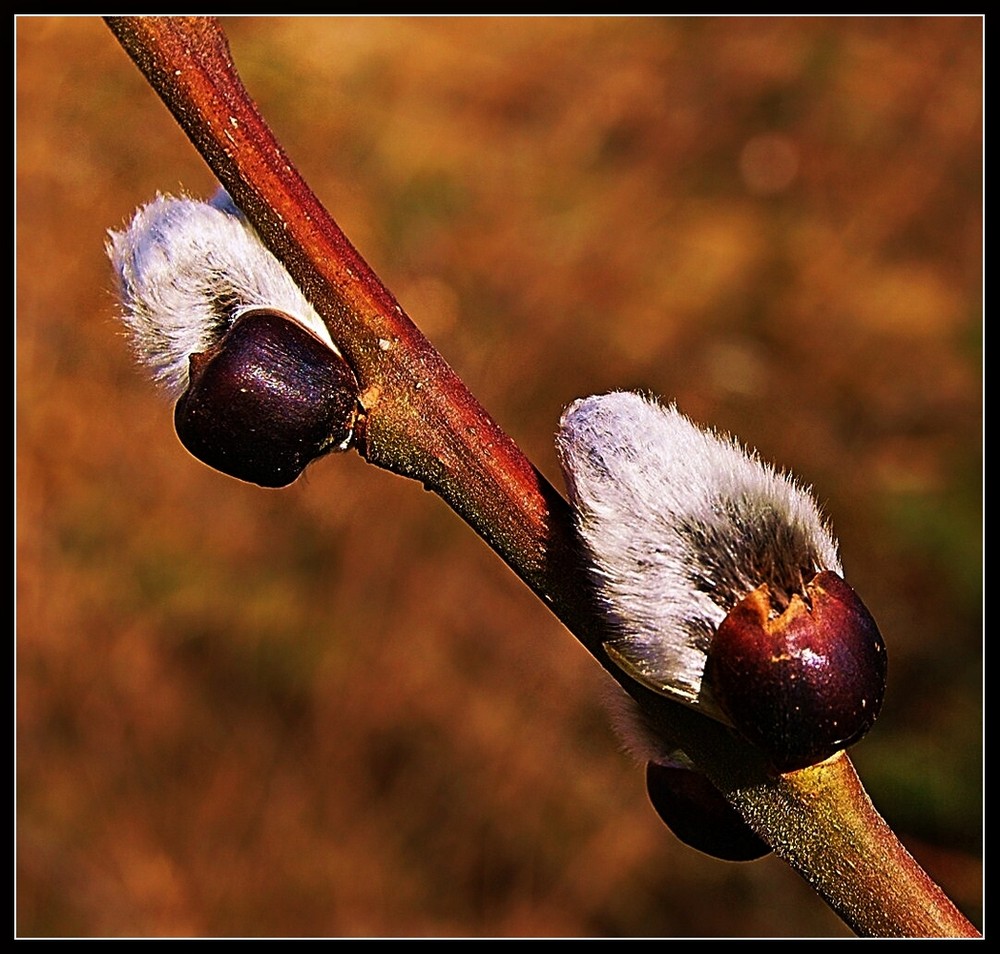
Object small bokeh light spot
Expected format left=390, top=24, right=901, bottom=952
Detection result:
left=739, top=133, right=800, bottom=195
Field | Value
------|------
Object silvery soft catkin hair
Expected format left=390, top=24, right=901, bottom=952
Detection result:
left=107, top=191, right=335, bottom=394
left=556, top=391, right=842, bottom=720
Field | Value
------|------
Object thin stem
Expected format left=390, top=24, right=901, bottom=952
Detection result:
left=104, top=16, right=979, bottom=938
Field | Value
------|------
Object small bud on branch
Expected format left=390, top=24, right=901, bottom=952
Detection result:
left=557, top=393, right=887, bottom=774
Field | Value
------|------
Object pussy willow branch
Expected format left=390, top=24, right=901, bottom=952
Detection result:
left=104, top=16, right=978, bottom=938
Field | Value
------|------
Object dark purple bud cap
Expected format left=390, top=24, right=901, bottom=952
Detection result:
left=645, top=761, right=771, bottom=861
left=174, top=309, right=358, bottom=488
left=706, top=571, right=887, bottom=773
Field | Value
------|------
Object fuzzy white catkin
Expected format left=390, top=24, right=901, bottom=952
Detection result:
left=107, top=191, right=335, bottom=395
left=556, top=391, right=842, bottom=727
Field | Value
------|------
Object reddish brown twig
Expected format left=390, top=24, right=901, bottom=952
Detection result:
left=104, top=16, right=979, bottom=938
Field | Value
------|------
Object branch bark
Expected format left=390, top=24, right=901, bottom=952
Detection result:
left=104, top=16, right=979, bottom=938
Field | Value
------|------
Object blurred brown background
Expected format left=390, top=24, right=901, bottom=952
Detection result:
left=16, top=16, right=982, bottom=937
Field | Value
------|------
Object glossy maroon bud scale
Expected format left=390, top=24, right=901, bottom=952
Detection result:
left=174, top=308, right=359, bottom=488
left=645, top=761, right=771, bottom=861
left=705, top=570, right=887, bottom=774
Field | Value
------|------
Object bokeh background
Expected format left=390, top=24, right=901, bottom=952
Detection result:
left=17, top=16, right=982, bottom=938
